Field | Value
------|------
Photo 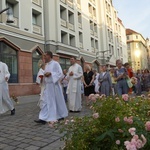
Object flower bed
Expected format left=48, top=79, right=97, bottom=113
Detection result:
left=60, top=94, right=150, bottom=150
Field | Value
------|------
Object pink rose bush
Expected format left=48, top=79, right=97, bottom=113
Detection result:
left=124, top=130, right=147, bottom=150
left=60, top=95, right=150, bottom=150
left=122, top=94, right=129, bottom=101
left=145, top=121, right=150, bottom=131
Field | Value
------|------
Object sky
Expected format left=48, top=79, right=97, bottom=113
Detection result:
left=113, top=0, right=150, bottom=38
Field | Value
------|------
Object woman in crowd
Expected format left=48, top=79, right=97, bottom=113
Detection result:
left=114, top=59, right=128, bottom=96
left=98, top=65, right=112, bottom=96
left=82, top=65, right=95, bottom=105
left=142, top=69, right=150, bottom=92
left=135, top=69, right=142, bottom=95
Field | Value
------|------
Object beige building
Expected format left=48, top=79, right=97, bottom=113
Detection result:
left=126, top=29, right=149, bottom=71
left=0, top=0, right=127, bottom=96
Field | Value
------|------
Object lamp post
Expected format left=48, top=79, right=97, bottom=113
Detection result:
left=96, top=50, right=110, bottom=65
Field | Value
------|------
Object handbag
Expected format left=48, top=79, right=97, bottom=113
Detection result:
left=126, top=78, right=133, bottom=88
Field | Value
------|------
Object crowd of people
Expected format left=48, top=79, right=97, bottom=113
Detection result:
left=0, top=51, right=150, bottom=127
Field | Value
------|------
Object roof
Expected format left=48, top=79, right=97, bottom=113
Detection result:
left=126, top=29, right=139, bottom=35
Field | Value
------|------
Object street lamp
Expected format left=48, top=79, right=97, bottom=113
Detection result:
left=0, top=7, right=14, bottom=23
left=96, top=50, right=110, bottom=65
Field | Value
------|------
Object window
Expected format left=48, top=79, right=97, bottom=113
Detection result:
left=127, top=36, right=129, bottom=40
left=136, top=35, right=138, bottom=39
left=69, top=34, right=75, bottom=47
left=61, top=31, right=68, bottom=44
left=0, top=41, right=18, bottom=83
left=6, top=0, right=19, bottom=27
left=60, top=5, right=67, bottom=20
left=59, top=58, right=70, bottom=70
left=127, top=43, right=130, bottom=50
left=32, top=50, right=42, bottom=82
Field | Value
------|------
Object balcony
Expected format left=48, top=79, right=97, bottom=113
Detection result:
left=61, top=19, right=67, bottom=27
left=77, top=3, right=81, bottom=9
left=91, top=47, right=95, bottom=53
left=79, top=42, right=83, bottom=48
left=7, top=17, right=19, bottom=27
left=89, top=13, right=93, bottom=18
left=94, top=32, right=98, bottom=37
left=90, top=30, right=94, bottom=35
left=68, top=23, right=74, bottom=31
left=78, top=22, right=82, bottom=29
left=60, top=0, right=66, bottom=4
left=33, top=24, right=42, bottom=34
left=68, top=1, right=74, bottom=9
left=32, top=0, right=41, bottom=6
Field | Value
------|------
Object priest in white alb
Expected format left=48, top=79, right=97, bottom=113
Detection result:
left=0, top=61, right=15, bottom=115
left=67, top=56, right=83, bottom=112
left=34, top=51, right=68, bottom=125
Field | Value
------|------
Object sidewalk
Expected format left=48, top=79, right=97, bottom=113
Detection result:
left=0, top=95, right=90, bottom=150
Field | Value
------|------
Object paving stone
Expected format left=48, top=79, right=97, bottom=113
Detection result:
left=0, top=143, right=8, bottom=149
left=17, top=143, right=29, bottom=148
left=29, top=141, right=48, bottom=147
left=9, top=141, right=21, bottom=146
left=2, top=145, right=16, bottom=150
left=25, top=145, right=40, bottom=150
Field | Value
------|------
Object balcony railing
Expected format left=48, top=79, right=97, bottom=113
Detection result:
left=6, top=16, right=19, bottom=27
left=79, top=42, right=83, bottom=48
left=33, top=24, right=42, bottom=34
left=94, top=32, right=98, bottom=37
left=60, top=0, right=66, bottom=4
left=91, top=47, right=95, bottom=52
left=78, top=22, right=82, bottom=29
left=32, top=0, right=41, bottom=6
left=61, top=19, right=67, bottom=27
left=90, top=30, right=94, bottom=35
left=77, top=3, right=81, bottom=9
left=68, top=23, right=74, bottom=31
left=68, top=1, right=74, bottom=9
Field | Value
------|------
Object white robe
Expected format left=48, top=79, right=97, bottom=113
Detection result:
left=0, top=62, right=14, bottom=114
left=67, top=63, right=83, bottom=111
left=36, top=68, right=45, bottom=108
left=39, top=60, right=68, bottom=122
left=94, top=73, right=100, bottom=93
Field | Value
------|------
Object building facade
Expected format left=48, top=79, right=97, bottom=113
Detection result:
left=0, top=0, right=127, bottom=96
left=126, top=29, right=149, bottom=71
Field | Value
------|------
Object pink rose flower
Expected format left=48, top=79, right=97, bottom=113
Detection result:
left=124, top=117, right=128, bottom=122
left=118, top=129, right=124, bottom=133
left=145, top=121, right=150, bottom=131
left=141, top=134, right=147, bottom=146
left=122, top=94, right=129, bottom=101
left=136, top=139, right=143, bottom=149
left=133, top=135, right=139, bottom=140
left=128, top=127, right=136, bottom=136
left=93, top=113, right=99, bottom=119
left=115, top=117, right=120, bottom=122
left=116, top=140, right=120, bottom=145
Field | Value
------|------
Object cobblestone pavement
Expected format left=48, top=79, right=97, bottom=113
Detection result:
left=0, top=95, right=91, bottom=150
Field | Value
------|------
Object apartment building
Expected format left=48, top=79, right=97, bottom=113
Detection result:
left=126, top=29, right=149, bottom=71
left=0, top=0, right=127, bottom=96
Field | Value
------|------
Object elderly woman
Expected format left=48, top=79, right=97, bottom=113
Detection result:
left=82, top=65, right=95, bottom=104
left=114, top=59, right=128, bottom=96
left=98, top=65, right=112, bottom=96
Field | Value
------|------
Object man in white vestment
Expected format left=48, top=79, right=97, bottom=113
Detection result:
left=34, top=51, right=68, bottom=124
left=67, top=56, right=83, bottom=112
left=0, top=61, right=15, bottom=115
